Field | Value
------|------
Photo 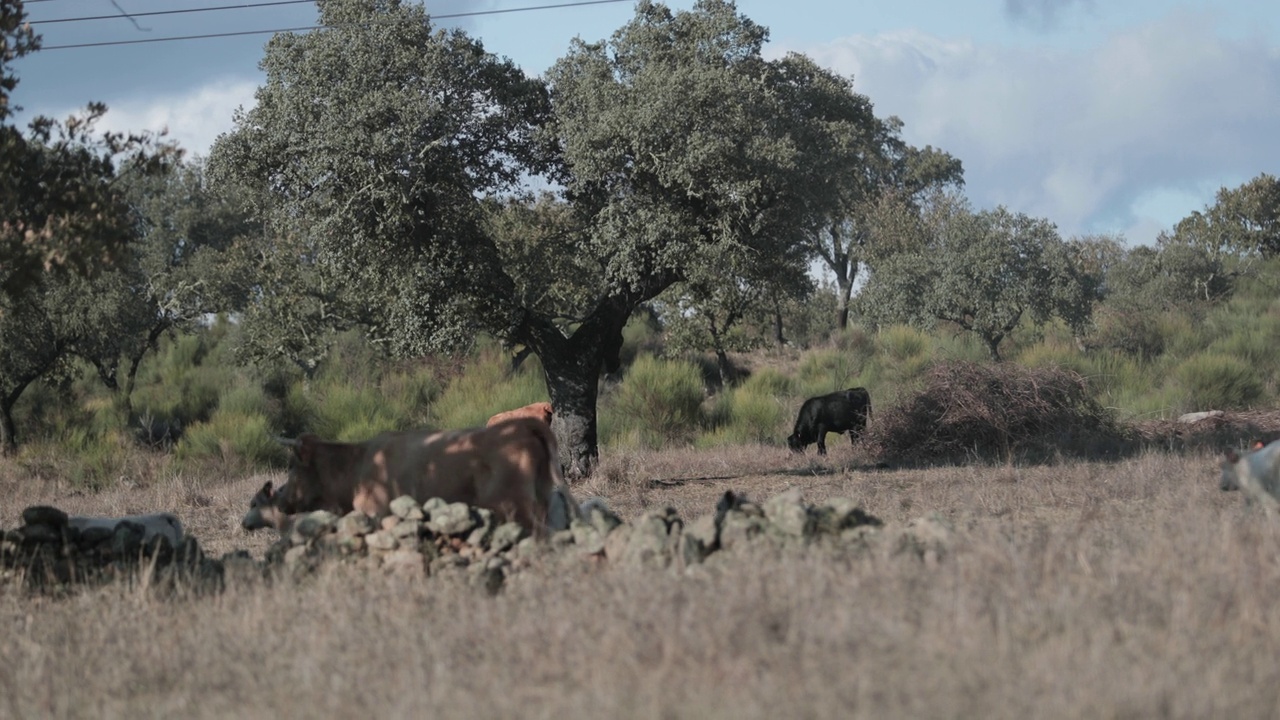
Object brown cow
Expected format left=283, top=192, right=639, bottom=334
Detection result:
left=241, top=418, right=576, bottom=537
left=486, top=401, right=553, bottom=428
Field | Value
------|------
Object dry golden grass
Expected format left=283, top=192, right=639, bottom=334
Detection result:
left=4, top=444, right=1280, bottom=719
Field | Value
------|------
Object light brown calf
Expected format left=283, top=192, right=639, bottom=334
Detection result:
left=486, top=401, right=553, bottom=428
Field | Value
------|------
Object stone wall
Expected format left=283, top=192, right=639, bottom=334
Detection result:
left=3, top=490, right=954, bottom=596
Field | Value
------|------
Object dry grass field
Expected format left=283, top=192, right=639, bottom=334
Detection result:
left=2, top=444, right=1279, bottom=719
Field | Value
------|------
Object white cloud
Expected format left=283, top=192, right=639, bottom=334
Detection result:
left=787, top=10, right=1280, bottom=245
left=86, top=78, right=260, bottom=159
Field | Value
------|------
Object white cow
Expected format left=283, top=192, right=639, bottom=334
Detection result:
left=1220, top=440, right=1280, bottom=511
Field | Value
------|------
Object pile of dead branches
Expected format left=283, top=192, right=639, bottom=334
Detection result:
left=863, top=361, right=1130, bottom=463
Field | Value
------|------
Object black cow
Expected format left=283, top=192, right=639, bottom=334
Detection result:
left=787, top=387, right=872, bottom=455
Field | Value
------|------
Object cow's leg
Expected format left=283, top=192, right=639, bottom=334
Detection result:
left=816, top=424, right=828, bottom=455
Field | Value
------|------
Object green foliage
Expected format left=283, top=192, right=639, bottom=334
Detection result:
left=604, top=356, right=705, bottom=449
left=860, top=195, right=1099, bottom=361
left=176, top=411, right=284, bottom=471
left=1017, top=338, right=1090, bottom=377
left=700, top=385, right=788, bottom=447
left=428, top=347, right=547, bottom=431
left=1173, top=353, right=1266, bottom=412
left=130, top=333, right=234, bottom=429
left=1167, top=173, right=1280, bottom=258
left=876, top=325, right=933, bottom=387
left=797, top=349, right=861, bottom=398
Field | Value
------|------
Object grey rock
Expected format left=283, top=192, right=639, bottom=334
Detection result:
left=425, top=502, right=476, bottom=537
left=22, top=506, right=68, bottom=529
left=79, top=526, right=114, bottom=547
left=466, top=508, right=495, bottom=548
left=718, top=510, right=767, bottom=552
left=489, top=522, right=526, bottom=553
left=895, top=514, right=953, bottom=564
left=570, top=520, right=605, bottom=555
left=18, top=523, right=64, bottom=546
left=584, top=503, right=623, bottom=536
left=336, top=512, right=375, bottom=539
left=616, top=509, right=681, bottom=569
left=390, top=519, right=422, bottom=541
left=685, top=513, right=719, bottom=549
left=292, top=511, right=338, bottom=542
left=764, top=489, right=814, bottom=538
left=110, top=521, right=147, bottom=556
left=365, top=530, right=399, bottom=552
left=390, top=496, right=425, bottom=521
left=283, top=545, right=313, bottom=572
left=814, top=498, right=882, bottom=534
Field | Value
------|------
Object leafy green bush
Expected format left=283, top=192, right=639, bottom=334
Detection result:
left=1174, top=353, right=1266, bottom=411
left=797, top=349, right=860, bottom=397
left=876, top=325, right=932, bottom=387
left=741, top=367, right=794, bottom=397
left=605, top=355, right=705, bottom=449
left=308, top=383, right=404, bottom=441
left=176, top=411, right=285, bottom=470
left=1017, top=339, right=1089, bottom=376
left=700, top=384, right=788, bottom=447
left=429, top=347, right=548, bottom=430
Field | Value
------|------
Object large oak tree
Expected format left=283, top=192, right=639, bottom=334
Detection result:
left=210, top=0, right=883, bottom=474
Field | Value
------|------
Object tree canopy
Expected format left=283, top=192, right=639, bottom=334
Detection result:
left=211, top=0, right=886, bottom=473
left=859, top=194, right=1098, bottom=361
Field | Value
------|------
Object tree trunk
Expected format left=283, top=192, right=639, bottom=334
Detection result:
left=0, top=399, right=16, bottom=456
left=540, top=345, right=604, bottom=479
left=714, top=348, right=733, bottom=387
left=772, top=298, right=786, bottom=347
left=521, top=298, right=633, bottom=479
left=835, top=258, right=858, bottom=331
left=985, top=335, right=1003, bottom=362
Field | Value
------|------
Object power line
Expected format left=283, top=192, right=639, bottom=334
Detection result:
left=39, top=0, right=631, bottom=50
left=30, top=0, right=317, bottom=25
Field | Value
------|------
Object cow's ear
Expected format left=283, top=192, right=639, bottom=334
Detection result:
left=298, top=434, right=317, bottom=467
left=260, top=480, right=274, bottom=499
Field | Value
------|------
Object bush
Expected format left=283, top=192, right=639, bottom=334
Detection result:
left=861, top=361, right=1128, bottom=463
left=797, top=349, right=861, bottom=397
left=876, top=325, right=932, bottom=387
left=1174, top=353, right=1266, bottom=411
left=702, top=384, right=789, bottom=447
left=606, top=355, right=705, bottom=449
left=430, top=346, right=548, bottom=430
left=309, top=384, right=404, bottom=441
left=176, top=411, right=286, bottom=470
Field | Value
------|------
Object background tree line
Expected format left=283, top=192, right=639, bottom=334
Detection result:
left=2, top=0, right=1277, bottom=474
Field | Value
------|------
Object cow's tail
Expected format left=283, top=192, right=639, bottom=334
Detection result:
left=529, top=421, right=582, bottom=533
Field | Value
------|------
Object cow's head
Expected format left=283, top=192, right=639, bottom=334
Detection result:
left=786, top=432, right=804, bottom=453
left=242, top=480, right=289, bottom=531
left=1221, top=449, right=1242, bottom=492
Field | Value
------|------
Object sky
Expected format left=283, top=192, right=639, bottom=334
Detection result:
left=11, top=0, right=1280, bottom=247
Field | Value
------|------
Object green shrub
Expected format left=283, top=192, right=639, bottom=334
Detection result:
left=1018, top=339, right=1089, bottom=377
left=703, top=379, right=790, bottom=447
left=176, top=411, right=286, bottom=469
left=1173, top=353, right=1266, bottom=411
left=741, top=367, right=794, bottom=397
left=797, top=349, right=860, bottom=396
left=877, top=325, right=933, bottom=387
left=430, top=348, right=548, bottom=430
left=607, top=355, right=705, bottom=449
left=309, top=383, right=404, bottom=441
